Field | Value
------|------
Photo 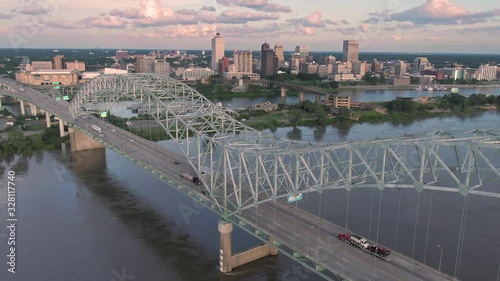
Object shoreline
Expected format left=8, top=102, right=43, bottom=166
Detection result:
left=338, top=83, right=500, bottom=90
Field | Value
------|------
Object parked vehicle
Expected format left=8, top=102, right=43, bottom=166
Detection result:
left=337, top=233, right=391, bottom=261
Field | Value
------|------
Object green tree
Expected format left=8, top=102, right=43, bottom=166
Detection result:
left=339, top=107, right=351, bottom=118
left=288, top=109, right=303, bottom=126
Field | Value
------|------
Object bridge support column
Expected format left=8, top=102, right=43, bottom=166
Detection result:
left=68, top=127, right=105, bottom=152
left=299, top=91, right=305, bottom=102
left=0, top=96, right=2, bottom=107
left=19, top=100, right=25, bottom=115
left=317, top=95, right=322, bottom=103
left=219, top=221, right=233, bottom=273
left=58, top=118, right=67, bottom=137
left=30, top=104, right=38, bottom=115
left=280, top=86, right=287, bottom=98
left=280, top=87, right=287, bottom=104
left=218, top=220, right=279, bottom=274
left=45, top=112, right=51, bottom=128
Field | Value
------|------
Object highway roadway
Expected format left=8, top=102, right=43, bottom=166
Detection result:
left=0, top=78, right=456, bottom=281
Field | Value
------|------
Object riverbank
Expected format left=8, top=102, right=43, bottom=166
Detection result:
left=339, top=83, right=500, bottom=90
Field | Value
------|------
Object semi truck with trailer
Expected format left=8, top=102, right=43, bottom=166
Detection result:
left=337, top=233, right=391, bottom=261
left=180, top=173, right=200, bottom=186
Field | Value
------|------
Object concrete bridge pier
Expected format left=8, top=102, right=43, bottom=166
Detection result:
left=219, top=221, right=233, bottom=273
left=68, top=127, right=105, bottom=152
left=299, top=91, right=305, bottom=102
left=30, top=104, right=38, bottom=115
left=19, top=100, right=26, bottom=115
left=218, top=220, right=278, bottom=274
left=280, top=86, right=287, bottom=98
left=45, top=112, right=51, bottom=128
left=316, top=95, right=322, bottom=103
left=57, top=118, right=67, bottom=137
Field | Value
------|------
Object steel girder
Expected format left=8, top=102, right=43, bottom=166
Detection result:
left=69, top=74, right=500, bottom=215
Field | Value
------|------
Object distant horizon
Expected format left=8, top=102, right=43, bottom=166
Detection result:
left=0, top=1, right=499, bottom=53
left=1, top=48, right=499, bottom=56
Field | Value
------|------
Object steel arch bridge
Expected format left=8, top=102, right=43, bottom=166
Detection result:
left=69, top=74, right=500, bottom=217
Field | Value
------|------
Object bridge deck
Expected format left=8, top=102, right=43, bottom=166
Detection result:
left=0, top=78, right=458, bottom=281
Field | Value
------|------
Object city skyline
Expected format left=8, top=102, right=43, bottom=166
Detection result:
left=0, top=0, right=499, bottom=53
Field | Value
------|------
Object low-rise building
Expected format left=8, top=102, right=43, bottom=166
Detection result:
left=16, top=69, right=79, bottom=85
left=223, top=72, right=260, bottom=80
left=329, top=73, right=356, bottom=81
left=251, top=101, right=278, bottom=112
left=181, top=68, right=217, bottom=81
left=327, top=95, right=351, bottom=109
left=387, top=77, right=411, bottom=86
left=65, top=60, right=86, bottom=71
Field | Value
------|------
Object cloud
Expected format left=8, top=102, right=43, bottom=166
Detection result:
left=0, top=13, right=14, bottom=19
left=218, top=10, right=279, bottom=23
left=389, top=0, right=500, bottom=25
left=0, top=26, right=8, bottom=35
left=16, top=5, right=50, bottom=15
left=298, top=26, right=315, bottom=35
left=108, top=0, right=278, bottom=27
left=455, top=24, right=500, bottom=33
left=46, top=20, right=81, bottom=29
left=140, top=24, right=217, bottom=38
left=287, top=10, right=345, bottom=28
left=391, top=34, right=407, bottom=41
left=423, top=36, right=437, bottom=41
left=109, top=8, right=143, bottom=19
left=215, top=0, right=292, bottom=13
left=218, top=22, right=286, bottom=37
left=334, top=27, right=359, bottom=36
left=79, top=15, right=127, bottom=29
left=200, top=6, right=216, bottom=12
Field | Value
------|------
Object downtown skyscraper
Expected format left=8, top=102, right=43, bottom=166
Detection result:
left=260, top=43, right=275, bottom=79
left=211, top=33, right=224, bottom=72
left=342, top=40, right=360, bottom=62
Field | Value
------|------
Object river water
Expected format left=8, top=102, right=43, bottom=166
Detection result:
left=1, top=89, right=500, bottom=281
left=212, top=87, right=500, bottom=109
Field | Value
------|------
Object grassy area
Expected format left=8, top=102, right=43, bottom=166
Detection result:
left=23, top=124, right=47, bottom=131
left=355, top=111, right=384, bottom=118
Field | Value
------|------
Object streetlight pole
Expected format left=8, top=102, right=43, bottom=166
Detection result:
left=438, top=245, right=443, bottom=272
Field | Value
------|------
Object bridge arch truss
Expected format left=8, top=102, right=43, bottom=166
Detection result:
left=69, top=74, right=500, bottom=216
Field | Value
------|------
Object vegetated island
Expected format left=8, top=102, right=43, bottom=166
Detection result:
left=235, top=93, right=500, bottom=131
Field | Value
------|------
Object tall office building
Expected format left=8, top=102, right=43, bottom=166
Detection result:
left=116, top=49, right=129, bottom=60
left=290, top=53, right=301, bottom=71
left=65, top=60, right=86, bottom=71
left=478, top=64, right=498, bottom=81
left=295, top=46, right=309, bottom=59
left=342, top=40, right=360, bottom=62
left=218, top=57, right=230, bottom=74
left=260, top=43, right=275, bottom=78
left=413, top=57, right=429, bottom=72
left=135, top=55, right=156, bottom=73
left=233, top=50, right=253, bottom=73
left=53, top=55, right=65, bottom=69
left=153, top=59, right=171, bottom=76
left=211, top=33, right=225, bottom=72
left=395, top=61, right=407, bottom=76
left=274, top=44, right=284, bottom=68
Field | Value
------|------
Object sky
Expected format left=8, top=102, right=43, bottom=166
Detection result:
left=0, top=0, right=499, bottom=53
